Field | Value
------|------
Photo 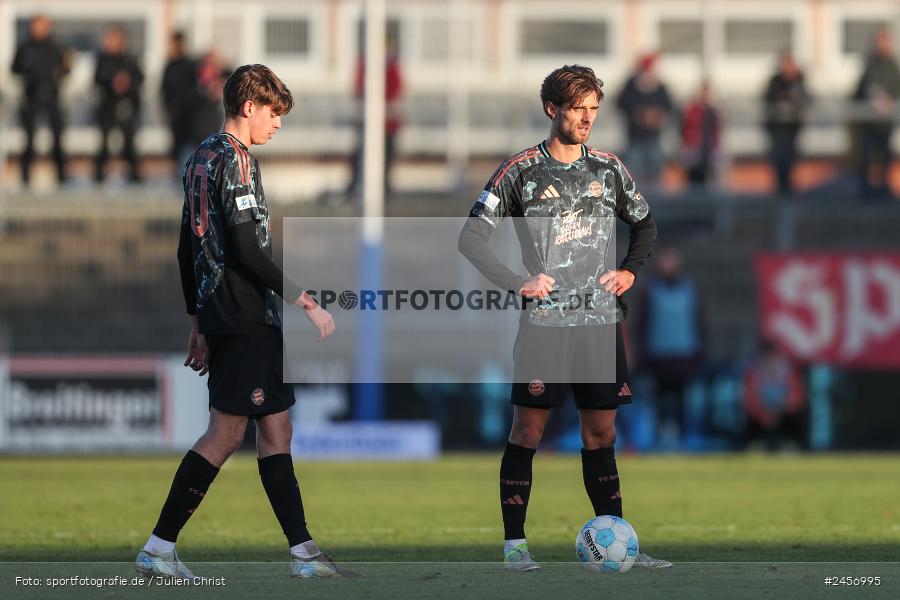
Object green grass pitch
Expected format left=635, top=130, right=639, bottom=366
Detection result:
left=1, top=453, right=898, bottom=599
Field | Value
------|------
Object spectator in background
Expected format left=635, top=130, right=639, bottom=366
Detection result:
left=11, top=14, right=71, bottom=186
left=853, top=27, right=900, bottom=199
left=637, top=247, right=705, bottom=446
left=94, top=26, right=144, bottom=183
left=743, top=340, right=806, bottom=451
left=161, top=32, right=197, bottom=175
left=346, top=37, right=404, bottom=195
left=616, top=52, right=673, bottom=189
left=764, top=52, right=812, bottom=195
left=191, top=50, right=231, bottom=144
left=680, top=81, right=721, bottom=187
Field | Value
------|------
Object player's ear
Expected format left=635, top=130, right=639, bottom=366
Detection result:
left=242, top=100, right=254, bottom=118
left=544, top=101, right=557, bottom=119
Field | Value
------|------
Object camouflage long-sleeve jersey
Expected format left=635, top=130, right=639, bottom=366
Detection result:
left=177, top=132, right=302, bottom=334
left=459, top=142, right=657, bottom=326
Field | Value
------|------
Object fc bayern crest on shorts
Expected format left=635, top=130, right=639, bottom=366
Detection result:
left=528, top=379, right=545, bottom=397
left=250, top=387, right=265, bottom=406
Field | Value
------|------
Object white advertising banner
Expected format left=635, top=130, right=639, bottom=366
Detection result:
left=0, top=355, right=208, bottom=452
left=0, top=355, right=439, bottom=458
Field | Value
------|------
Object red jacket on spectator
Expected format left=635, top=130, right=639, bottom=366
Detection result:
left=680, top=97, right=720, bottom=163
left=354, top=53, right=404, bottom=134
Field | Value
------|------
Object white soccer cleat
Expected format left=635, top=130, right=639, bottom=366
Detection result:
left=634, top=551, right=673, bottom=569
left=504, top=542, right=541, bottom=572
left=290, top=551, right=341, bottom=578
left=135, top=548, right=195, bottom=580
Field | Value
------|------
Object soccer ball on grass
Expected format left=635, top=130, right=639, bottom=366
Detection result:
left=575, top=515, right=639, bottom=573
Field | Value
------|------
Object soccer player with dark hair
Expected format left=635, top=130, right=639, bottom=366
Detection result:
left=459, top=65, right=670, bottom=571
left=135, top=64, right=339, bottom=579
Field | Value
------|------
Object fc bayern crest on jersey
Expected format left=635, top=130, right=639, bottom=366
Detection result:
left=250, top=387, right=265, bottom=406
left=588, top=180, right=603, bottom=197
left=528, top=379, right=545, bottom=397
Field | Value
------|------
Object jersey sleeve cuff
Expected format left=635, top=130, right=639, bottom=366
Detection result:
left=283, top=279, right=304, bottom=304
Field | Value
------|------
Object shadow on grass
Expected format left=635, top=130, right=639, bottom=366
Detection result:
left=3, top=542, right=899, bottom=563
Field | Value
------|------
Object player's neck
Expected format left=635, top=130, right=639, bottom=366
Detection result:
left=222, top=119, right=251, bottom=148
left=543, top=136, right=582, bottom=163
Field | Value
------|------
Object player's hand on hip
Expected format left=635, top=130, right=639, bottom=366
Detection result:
left=519, top=273, right=555, bottom=299
left=305, top=305, right=335, bottom=342
left=184, top=328, right=209, bottom=376
left=599, top=270, right=635, bottom=296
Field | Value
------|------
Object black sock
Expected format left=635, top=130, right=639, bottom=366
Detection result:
left=500, top=442, right=537, bottom=540
left=152, top=450, right=220, bottom=542
left=581, top=447, right=622, bottom=517
left=258, top=454, right=312, bottom=547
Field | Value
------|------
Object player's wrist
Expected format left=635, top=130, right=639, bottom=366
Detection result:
left=297, top=292, right=318, bottom=311
left=514, top=276, right=529, bottom=294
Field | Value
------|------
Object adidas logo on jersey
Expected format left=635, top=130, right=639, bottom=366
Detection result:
left=539, top=185, right=561, bottom=200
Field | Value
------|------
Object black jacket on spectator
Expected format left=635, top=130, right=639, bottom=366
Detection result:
left=764, top=73, right=811, bottom=134
left=161, top=55, right=199, bottom=162
left=161, top=56, right=198, bottom=119
left=854, top=54, right=900, bottom=133
left=12, top=37, right=67, bottom=104
left=616, top=75, right=673, bottom=141
left=94, top=51, right=144, bottom=123
left=94, top=51, right=144, bottom=182
left=11, top=36, right=69, bottom=183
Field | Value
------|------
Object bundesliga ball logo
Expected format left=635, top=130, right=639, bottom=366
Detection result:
left=338, top=290, right=359, bottom=310
left=528, top=379, right=545, bottom=396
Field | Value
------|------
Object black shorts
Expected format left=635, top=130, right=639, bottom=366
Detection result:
left=511, top=321, right=632, bottom=410
left=205, top=322, right=296, bottom=417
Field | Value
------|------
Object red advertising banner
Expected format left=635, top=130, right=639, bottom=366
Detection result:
left=755, top=253, right=900, bottom=369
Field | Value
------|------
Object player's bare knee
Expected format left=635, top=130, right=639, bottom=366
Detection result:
left=510, top=424, right=544, bottom=448
left=225, top=433, right=245, bottom=456
left=256, top=417, right=292, bottom=450
left=274, top=423, right=293, bottom=449
left=211, top=422, right=246, bottom=456
left=582, top=426, right=616, bottom=448
left=273, top=419, right=292, bottom=444
left=257, top=430, right=290, bottom=454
